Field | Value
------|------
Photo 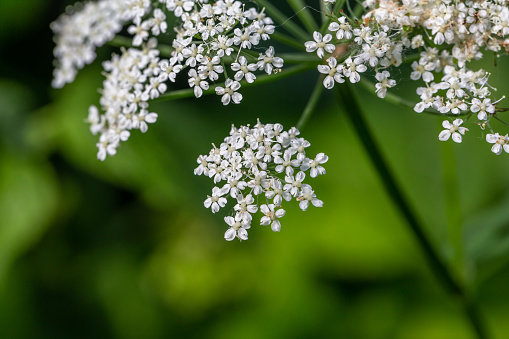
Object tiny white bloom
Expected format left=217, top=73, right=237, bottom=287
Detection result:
left=438, top=119, right=468, bottom=143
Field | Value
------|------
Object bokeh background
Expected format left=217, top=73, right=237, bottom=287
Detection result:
left=2, top=0, right=509, bottom=338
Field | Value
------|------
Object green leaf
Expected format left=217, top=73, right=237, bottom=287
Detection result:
left=464, top=192, right=509, bottom=286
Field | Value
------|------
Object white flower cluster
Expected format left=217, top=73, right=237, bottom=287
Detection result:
left=310, top=0, right=509, bottom=155
left=53, top=0, right=285, bottom=160
left=50, top=0, right=145, bottom=88
left=195, top=121, right=327, bottom=241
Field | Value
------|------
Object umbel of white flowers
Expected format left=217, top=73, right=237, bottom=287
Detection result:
left=195, top=121, right=327, bottom=241
left=52, top=0, right=284, bottom=160
left=307, top=0, right=509, bottom=155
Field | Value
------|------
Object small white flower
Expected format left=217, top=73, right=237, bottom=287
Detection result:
left=305, top=32, right=335, bottom=59
left=438, top=119, right=468, bottom=143
left=204, top=187, right=228, bottom=213
left=231, top=56, right=257, bottom=83
left=297, top=186, right=323, bottom=211
left=318, top=57, right=345, bottom=89
left=260, top=204, right=286, bottom=232
left=234, top=194, right=258, bottom=223
left=224, top=214, right=250, bottom=241
left=188, top=69, right=209, bottom=98
left=328, top=16, right=352, bottom=40
left=486, top=133, right=509, bottom=155
left=374, top=71, right=396, bottom=98
left=215, top=79, right=243, bottom=105
left=470, top=98, right=495, bottom=121
left=300, top=153, right=328, bottom=177
left=257, top=46, right=284, bottom=74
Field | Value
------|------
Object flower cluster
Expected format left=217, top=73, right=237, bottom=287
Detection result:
left=50, top=0, right=128, bottom=88
left=309, top=0, right=509, bottom=155
left=195, top=121, right=327, bottom=241
left=52, top=0, right=284, bottom=160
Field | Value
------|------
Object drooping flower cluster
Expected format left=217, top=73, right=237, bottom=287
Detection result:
left=195, top=121, right=327, bottom=241
left=50, top=0, right=128, bottom=88
left=52, top=0, right=284, bottom=160
left=309, top=0, right=509, bottom=155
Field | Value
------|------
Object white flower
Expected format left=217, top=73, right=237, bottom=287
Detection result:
left=374, top=71, right=396, bottom=98
left=470, top=98, right=495, bottom=121
left=297, top=186, right=323, bottom=211
left=486, top=133, right=509, bottom=155
left=188, top=69, right=209, bottom=98
left=231, top=56, right=257, bottom=83
left=284, top=171, right=306, bottom=197
left=257, top=46, right=284, bottom=74
left=438, top=119, right=468, bottom=143
left=300, top=153, right=328, bottom=177
left=318, top=57, right=345, bottom=89
left=260, top=204, right=286, bottom=232
left=305, top=32, right=335, bottom=59
left=234, top=194, right=258, bottom=223
left=342, top=57, right=367, bottom=83
left=204, top=187, right=228, bottom=213
left=224, top=214, right=250, bottom=241
left=328, top=17, right=352, bottom=40
left=215, top=79, right=243, bottom=105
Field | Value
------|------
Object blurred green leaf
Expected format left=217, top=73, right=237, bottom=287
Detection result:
left=464, top=192, right=509, bottom=286
left=0, top=151, right=59, bottom=287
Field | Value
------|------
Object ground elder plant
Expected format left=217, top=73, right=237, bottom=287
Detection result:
left=52, top=1, right=509, bottom=337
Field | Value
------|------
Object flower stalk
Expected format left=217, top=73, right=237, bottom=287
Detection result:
left=335, top=83, right=490, bottom=339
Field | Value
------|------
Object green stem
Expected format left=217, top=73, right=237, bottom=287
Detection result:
left=279, top=53, right=320, bottom=64
left=271, top=32, right=307, bottom=51
left=296, top=75, right=325, bottom=130
left=335, top=83, right=490, bottom=339
left=255, top=0, right=310, bottom=41
left=152, top=63, right=315, bottom=103
left=319, top=0, right=328, bottom=27
left=286, top=0, right=319, bottom=33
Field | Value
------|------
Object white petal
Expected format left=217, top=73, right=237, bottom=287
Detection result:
left=238, top=228, right=248, bottom=240
left=438, top=130, right=451, bottom=141
left=311, top=198, right=323, bottom=207
left=271, top=220, right=281, bottom=232
left=275, top=209, right=286, bottom=218
left=224, top=228, right=236, bottom=241
left=492, top=143, right=503, bottom=155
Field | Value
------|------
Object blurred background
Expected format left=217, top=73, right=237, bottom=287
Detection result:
left=2, top=0, right=509, bottom=338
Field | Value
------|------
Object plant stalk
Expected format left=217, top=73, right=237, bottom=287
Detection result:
left=334, top=83, right=490, bottom=339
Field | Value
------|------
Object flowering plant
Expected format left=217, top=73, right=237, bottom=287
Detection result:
left=51, top=0, right=509, bottom=336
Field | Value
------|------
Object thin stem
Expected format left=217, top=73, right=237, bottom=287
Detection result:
left=319, top=0, right=328, bottom=27
left=334, top=83, right=490, bottom=339
left=494, top=115, right=509, bottom=126
left=255, top=0, right=310, bottom=41
left=279, top=53, right=320, bottom=64
left=286, top=0, right=319, bottom=33
left=271, top=32, right=307, bottom=51
left=152, top=63, right=315, bottom=103
left=296, top=75, right=325, bottom=130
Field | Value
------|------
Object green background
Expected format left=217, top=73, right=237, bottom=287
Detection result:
left=1, top=0, right=509, bottom=338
